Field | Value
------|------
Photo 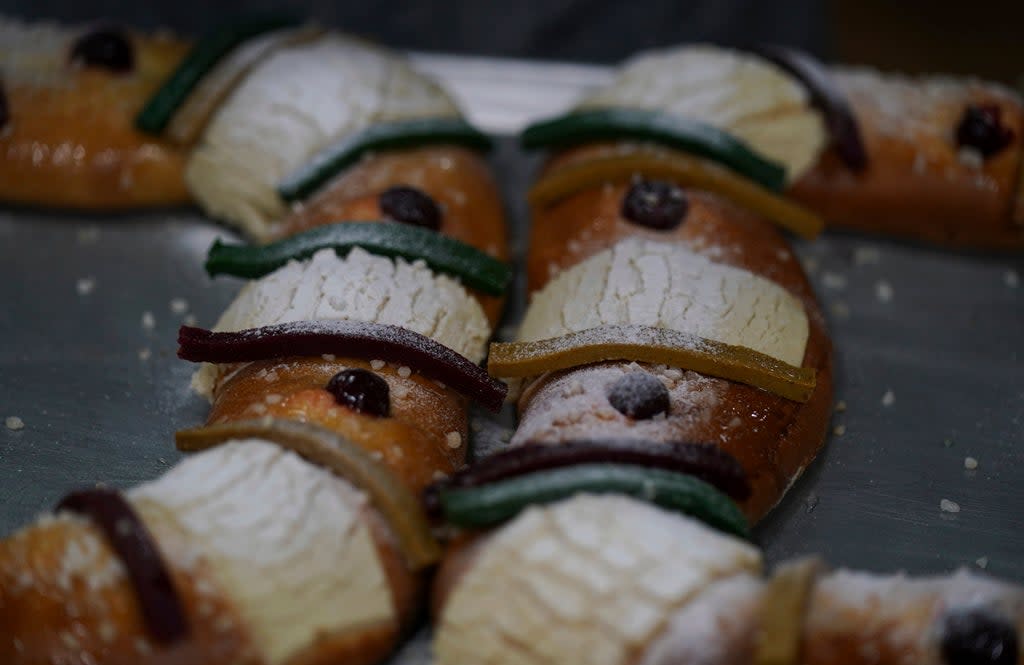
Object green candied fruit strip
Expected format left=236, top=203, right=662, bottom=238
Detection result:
left=277, top=117, right=493, bottom=202
left=520, top=108, right=787, bottom=192
left=204, top=221, right=511, bottom=296
left=439, top=463, right=750, bottom=538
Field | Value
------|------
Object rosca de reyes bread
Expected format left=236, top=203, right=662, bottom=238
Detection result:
left=429, top=494, right=1024, bottom=665
left=522, top=44, right=1024, bottom=247
left=1, top=13, right=507, bottom=247
left=495, top=177, right=831, bottom=522
left=0, top=16, right=190, bottom=208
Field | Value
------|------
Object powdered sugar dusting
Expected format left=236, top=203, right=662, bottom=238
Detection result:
left=511, top=361, right=724, bottom=446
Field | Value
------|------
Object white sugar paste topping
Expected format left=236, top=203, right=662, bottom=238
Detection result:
left=192, top=247, right=490, bottom=397
left=185, top=33, right=459, bottom=239
left=517, top=238, right=808, bottom=366
left=578, top=45, right=827, bottom=181
left=129, top=439, right=393, bottom=665
left=436, top=494, right=761, bottom=665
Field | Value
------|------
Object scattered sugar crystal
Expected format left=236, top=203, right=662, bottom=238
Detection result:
left=183, top=314, right=198, bottom=326
left=875, top=280, right=894, bottom=303
left=1006, top=270, right=1020, bottom=289
left=831, top=301, right=850, bottom=319
left=137, top=348, right=151, bottom=361
left=835, top=400, right=847, bottom=412
left=76, top=277, right=96, bottom=295
left=370, top=359, right=385, bottom=370
left=264, top=394, right=282, bottom=405
left=322, top=354, right=336, bottom=361
left=853, top=246, right=881, bottom=266
left=141, top=311, right=156, bottom=330
left=833, top=424, right=846, bottom=437
left=5, top=416, right=25, bottom=431
left=446, top=431, right=462, bottom=448
left=821, top=272, right=847, bottom=290
left=976, top=557, right=989, bottom=569
left=940, top=499, right=961, bottom=513
left=964, top=457, right=979, bottom=470
left=881, top=389, right=895, bottom=407
left=169, top=298, right=189, bottom=314
left=397, top=366, right=412, bottom=378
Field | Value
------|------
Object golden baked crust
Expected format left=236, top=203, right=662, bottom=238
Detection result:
left=206, top=357, right=469, bottom=494
left=0, top=21, right=190, bottom=209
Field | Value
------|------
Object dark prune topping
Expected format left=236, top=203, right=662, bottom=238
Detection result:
left=379, top=185, right=442, bottom=230
left=621, top=179, right=688, bottom=230
left=942, top=608, right=1018, bottom=665
left=607, top=372, right=671, bottom=420
left=327, top=369, right=391, bottom=417
left=956, top=104, right=1015, bottom=159
left=70, top=27, right=135, bottom=73
left=57, top=487, right=188, bottom=644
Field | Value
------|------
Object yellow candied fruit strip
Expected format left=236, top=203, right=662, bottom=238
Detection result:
left=755, top=557, right=824, bottom=665
left=528, top=147, right=824, bottom=239
left=175, top=417, right=441, bottom=570
left=488, top=325, right=816, bottom=402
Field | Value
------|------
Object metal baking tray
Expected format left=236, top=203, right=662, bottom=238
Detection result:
left=1, top=54, right=1022, bottom=661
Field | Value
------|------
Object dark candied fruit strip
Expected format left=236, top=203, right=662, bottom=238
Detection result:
left=424, top=439, right=751, bottom=517
left=437, top=463, right=750, bottom=538
left=136, top=14, right=299, bottom=135
left=56, top=487, right=188, bottom=644
left=204, top=221, right=512, bottom=296
left=178, top=320, right=507, bottom=412
left=176, top=418, right=441, bottom=569
left=327, top=368, right=391, bottom=417
left=520, top=108, right=787, bottom=191
left=379, top=186, right=442, bottom=230
left=277, top=117, right=493, bottom=203
left=752, top=44, right=867, bottom=172
left=69, top=27, right=135, bottom=73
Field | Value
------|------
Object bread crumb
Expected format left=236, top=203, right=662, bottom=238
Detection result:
left=976, top=556, right=989, bottom=569
left=169, top=298, right=189, bottom=315
left=446, top=431, right=462, bottom=448
left=76, top=277, right=96, bottom=296
left=881, top=389, right=895, bottom=407
left=76, top=226, right=100, bottom=244
left=805, top=493, right=819, bottom=513
left=1006, top=270, right=1020, bottom=289
left=853, top=246, right=881, bottom=266
left=875, top=280, right=894, bottom=303
left=397, top=366, right=412, bottom=378
left=964, top=456, right=978, bottom=470
left=5, top=416, right=25, bottom=431
left=141, top=311, right=156, bottom=330
left=821, top=272, right=847, bottom=290
left=370, top=359, right=385, bottom=370
left=830, top=301, right=850, bottom=319
left=137, top=348, right=152, bottom=361
left=940, top=498, right=961, bottom=513
left=835, top=400, right=847, bottom=412
left=833, top=424, right=846, bottom=436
